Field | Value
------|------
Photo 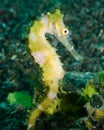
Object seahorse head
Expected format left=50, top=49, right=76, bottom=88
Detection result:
left=29, top=9, right=83, bottom=61
left=47, top=9, right=69, bottom=39
left=29, top=9, right=70, bottom=52
left=46, top=9, right=83, bottom=61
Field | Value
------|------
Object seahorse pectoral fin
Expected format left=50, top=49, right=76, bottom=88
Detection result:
left=57, top=36, right=83, bottom=61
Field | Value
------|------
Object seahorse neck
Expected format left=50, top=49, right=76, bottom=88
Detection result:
left=40, top=14, right=53, bottom=36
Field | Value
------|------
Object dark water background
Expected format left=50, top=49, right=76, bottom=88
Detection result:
left=0, top=0, right=104, bottom=130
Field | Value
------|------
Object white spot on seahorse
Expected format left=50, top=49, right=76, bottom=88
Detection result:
left=48, top=91, right=57, bottom=99
left=41, top=15, right=48, bottom=25
left=32, top=51, right=47, bottom=67
left=28, top=33, right=36, bottom=41
left=38, top=105, right=44, bottom=111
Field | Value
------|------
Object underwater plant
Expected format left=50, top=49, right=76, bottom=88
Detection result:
left=28, top=9, right=83, bottom=130
left=7, top=91, right=32, bottom=108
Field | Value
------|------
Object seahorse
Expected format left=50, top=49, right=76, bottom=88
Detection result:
left=28, top=9, right=83, bottom=130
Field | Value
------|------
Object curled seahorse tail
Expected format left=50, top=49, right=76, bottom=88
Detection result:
left=28, top=109, right=41, bottom=130
left=28, top=94, right=59, bottom=130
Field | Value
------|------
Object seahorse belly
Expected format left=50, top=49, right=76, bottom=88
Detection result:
left=31, top=41, right=65, bottom=95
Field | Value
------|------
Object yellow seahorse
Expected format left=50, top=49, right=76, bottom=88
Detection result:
left=28, top=9, right=83, bottom=130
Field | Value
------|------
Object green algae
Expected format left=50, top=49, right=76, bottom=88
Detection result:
left=7, top=91, right=32, bottom=108
left=81, top=81, right=98, bottom=100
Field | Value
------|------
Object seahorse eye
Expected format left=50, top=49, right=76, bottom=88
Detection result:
left=63, top=28, right=69, bottom=35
